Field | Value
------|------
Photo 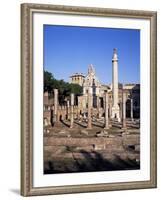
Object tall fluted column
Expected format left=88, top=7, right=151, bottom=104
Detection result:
left=54, top=89, right=58, bottom=123
left=97, top=97, right=101, bottom=118
left=131, top=98, right=134, bottom=121
left=122, top=91, right=126, bottom=129
left=87, top=92, right=92, bottom=129
left=70, top=93, right=74, bottom=128
left=111, top=48, right=120, bottom=122
left=67, top=100, right=70, bottom=120
left=104, top=92, right=109, bottom=129
left=97, top=96, right=99, bottom=117
left=109, top=102, right=112, bottom=118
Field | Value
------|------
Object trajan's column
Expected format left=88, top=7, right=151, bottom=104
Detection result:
left=111, top=48, right=120, bottom=122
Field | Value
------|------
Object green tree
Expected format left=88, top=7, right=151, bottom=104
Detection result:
left=44, top=71, right=55, bottom=92
left=44, top=70, right=83, bottom=102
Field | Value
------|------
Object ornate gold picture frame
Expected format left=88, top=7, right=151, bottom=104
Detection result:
left=21, top=3, right=157, bottom=196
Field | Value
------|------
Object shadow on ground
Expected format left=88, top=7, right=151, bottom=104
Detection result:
left=44, top=150, right=140, bottom=174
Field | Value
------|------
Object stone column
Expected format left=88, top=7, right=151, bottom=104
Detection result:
left=122, top=91, right=126, bottom=129
left=97, top=96, right=99, bottom=108
left=70, top=93, right=74, bottom=128
left=131, top=98, right=134, bottom=121
left=111, top=48, right=120, bottom=122
left=119, top=102, right=122, bottom=119
left=67, top=100, right=70, bottom=120
left=109, top=103, right=112, bottom=118
left=97, top=96, right=101, bottom=118
left=77, top=106, right=80, bottom=120
left=104, top=92, right=109, bottom=129
left=87, top=93, right=92, bottom=129
left=54, top=89, right=58, bottom=123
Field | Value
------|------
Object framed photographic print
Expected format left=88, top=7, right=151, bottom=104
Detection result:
left=21, top=3, right=157, bottom=196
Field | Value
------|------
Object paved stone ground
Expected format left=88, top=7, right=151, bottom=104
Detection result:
left=44, top=119, right=140, bottom=174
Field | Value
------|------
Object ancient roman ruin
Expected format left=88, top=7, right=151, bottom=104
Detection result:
left=44, top=49, right=140, bottom=174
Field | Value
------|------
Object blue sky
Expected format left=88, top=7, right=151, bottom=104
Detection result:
left=44, top=25, right=140, bottom=84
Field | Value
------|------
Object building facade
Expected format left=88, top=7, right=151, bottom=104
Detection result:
left=69, top=73, right=85, bottom=86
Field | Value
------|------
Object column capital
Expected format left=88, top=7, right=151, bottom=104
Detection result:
left=112, top=48, right=118, bottom=61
